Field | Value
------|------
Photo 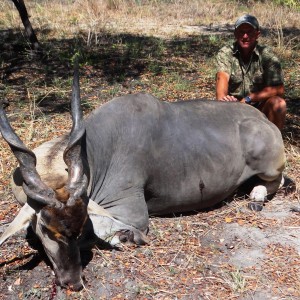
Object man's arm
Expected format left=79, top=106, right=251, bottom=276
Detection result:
left=216, top=71, right=238, bottom=101
left=240, top=85, right=284, bottom=103
left=216, top=71, right=284, bottom=103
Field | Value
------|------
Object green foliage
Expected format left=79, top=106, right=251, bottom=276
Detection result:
left=167, top=72, right=192, bottom=92
left=229, top=269, right=246, bottom=292
left=108, top=83, right=122, bottom=97
left=272, top=0, right=300, bottom=9
left=232, top=0, right=299, bottom=9
left=23, top=288, right=43, bottom=299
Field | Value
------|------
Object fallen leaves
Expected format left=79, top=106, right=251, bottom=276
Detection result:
left=263, top=243, right=300, bottom=297
left=225, top=217, right=232, bottom=223
left=13, top=277, right=21, bottom=286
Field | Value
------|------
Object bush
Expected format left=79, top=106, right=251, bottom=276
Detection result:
left=273, top=0, right=299, bottom=8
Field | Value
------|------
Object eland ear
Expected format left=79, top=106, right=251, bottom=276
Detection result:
left=0, top=203, right=35, bottom=246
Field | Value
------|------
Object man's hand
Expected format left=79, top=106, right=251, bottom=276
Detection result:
left=219, top=95, right=238, bottom=102
left=216, top=72, right=239, bottom=102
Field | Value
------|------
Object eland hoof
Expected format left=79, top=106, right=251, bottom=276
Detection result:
left=248, top=201, right=264, bottom=211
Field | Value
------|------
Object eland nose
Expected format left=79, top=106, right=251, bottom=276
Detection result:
left=68, top=281, right=83, bottom=291
left=56, top=277, right=84, bottom=291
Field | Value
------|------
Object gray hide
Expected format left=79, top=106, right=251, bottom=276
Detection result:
left=11, top=93, right=286, bottom=243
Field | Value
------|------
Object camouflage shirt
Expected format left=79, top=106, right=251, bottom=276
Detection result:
left=215, top=42, right=283, bottom=100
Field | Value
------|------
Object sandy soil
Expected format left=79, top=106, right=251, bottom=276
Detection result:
left=1, top=178, right=299, bottom=299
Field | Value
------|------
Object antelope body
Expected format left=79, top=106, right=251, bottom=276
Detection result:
left=0, top=68, right=285, bottom=290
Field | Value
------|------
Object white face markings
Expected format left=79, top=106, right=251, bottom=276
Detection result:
left=34, top=212, right=60, bottom=258
left=31, top=208, right=84, bottom=289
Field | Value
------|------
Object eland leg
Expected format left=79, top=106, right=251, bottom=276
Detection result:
left=248, top=174, right=284, bottom=211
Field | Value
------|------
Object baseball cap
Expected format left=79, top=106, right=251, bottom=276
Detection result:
left=235, top=14, right=259, bottom=31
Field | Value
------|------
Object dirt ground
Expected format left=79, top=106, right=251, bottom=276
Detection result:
left=1, top=180, right=299, bottom=299
left=0, top=9, right=300, bottom=300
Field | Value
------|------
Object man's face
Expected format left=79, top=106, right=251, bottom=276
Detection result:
left=234, top=23, right=260, bottom=51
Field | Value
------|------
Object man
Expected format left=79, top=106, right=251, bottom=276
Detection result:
left=215, top=14, right=286, bottom=130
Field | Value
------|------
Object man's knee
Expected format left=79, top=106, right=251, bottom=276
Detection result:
left=272, top=96, right=286, bottom=113
left=265, top=96, right=286, bottom=114
left=260, top=96, right=286, bottom=130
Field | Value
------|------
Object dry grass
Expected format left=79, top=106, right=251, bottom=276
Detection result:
left=0, top=0, right=300, bottom=299
left=1, top=0, right=299, bottom=39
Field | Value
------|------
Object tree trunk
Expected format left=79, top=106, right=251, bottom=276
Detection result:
left=11, top=0, right=41, bottom=52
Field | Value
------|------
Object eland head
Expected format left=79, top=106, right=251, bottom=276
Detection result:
left=0, top=64, right=88, bottom=291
